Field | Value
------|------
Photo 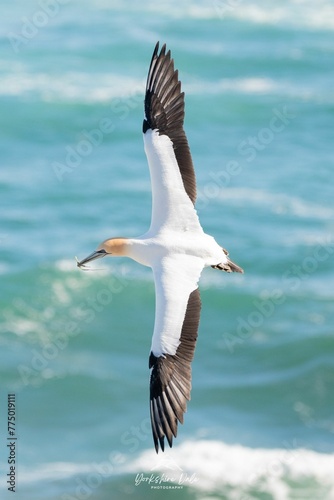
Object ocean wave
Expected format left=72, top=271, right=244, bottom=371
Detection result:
left=187, top=77, right=278, bottom=96
left=124, top=439, right=334, bottom=499
left=187, top=76, right=331, bottom=103
left=0, top=59, right=332, bottom=103
left=215, top=187, right=334, bottom=221
left=0, top=72, right=277, bottom=101
left=0, top=68, right=327, bottom=103
left=0, top=70, right=145, bottom=103
left=226, top=1, right=334, bottom=31
left=17, top=440, right=334, bottom=498
left=93, top=0, right=334, bottom=30
left=18, top=461, right=93, bottom=484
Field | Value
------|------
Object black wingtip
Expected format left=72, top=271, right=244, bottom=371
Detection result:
left=153, top=434, right=172, bottom=454
left=143, top=40, right=197, bottom=204
left=148, top=290, right=201, bottom=453
left=143, top=42, right=159, bottom=134
left=143, top=118, right=150, bottom=133
left=159, top=436, right=165, bottom=452
left=151, top=41, right=159, bottom=58
left=153, top=435, right=159, bottom=454
left=151, top=41, right=161, bottom=66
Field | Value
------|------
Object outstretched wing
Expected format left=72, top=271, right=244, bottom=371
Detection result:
left=149, top=256, right=203, bottom=452
left=143, top=42, right=201, bottom=234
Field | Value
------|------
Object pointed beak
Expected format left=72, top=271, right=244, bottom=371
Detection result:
left=76, top=249, right=107, bottom=269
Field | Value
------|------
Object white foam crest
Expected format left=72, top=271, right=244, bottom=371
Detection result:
left=229, top=1, right=334, bottom=30
left=124, top=439, right=334, bottom=498
left=0, top=296, right=55, bottom=338
left=0, top=262, right=11, bottom=275
left=279, top=229, right=334, bottom=248
left=187, top=76, right=326, bottom=102
left=1, top=69, right=328, bottom=105
left=93, top=0, right=334, bottom=29
left=0, top=71, right=144, bottom=103
left=0, top=317, right=43, bottom=337
left=18, top=461, right=93, bottom=484
left=217, top=187, right=334, bottom=220
left=0, top=68, right=327, bottom=105
left=187, top=77, right=277, bottom=96
left=15, top=440, right=334, bottom=499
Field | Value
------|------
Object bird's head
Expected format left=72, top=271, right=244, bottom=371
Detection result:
left=76, top=238, right=127, bottom=269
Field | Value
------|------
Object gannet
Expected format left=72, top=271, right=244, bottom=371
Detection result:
left=77, top=42, right=243, bottom=453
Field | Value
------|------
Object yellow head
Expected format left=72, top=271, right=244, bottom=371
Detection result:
left=77, top=238, right=128, bottom=268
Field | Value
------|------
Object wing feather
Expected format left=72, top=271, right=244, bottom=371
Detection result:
left=143, top=42, right=197, bottom=204
left=149, top=288, right=201, bottom=452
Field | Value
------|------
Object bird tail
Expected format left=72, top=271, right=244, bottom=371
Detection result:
left=211, top=248, right=244, bottom=273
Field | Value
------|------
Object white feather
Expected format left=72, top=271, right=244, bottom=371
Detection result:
left=125, top=129, right=230, bottom=356
left=143, top=129, right=203, bottom=235
left=150, top=255, right=204, bottom=356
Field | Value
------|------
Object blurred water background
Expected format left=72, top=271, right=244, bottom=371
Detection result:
left=1, top=1, right=334, bottom=498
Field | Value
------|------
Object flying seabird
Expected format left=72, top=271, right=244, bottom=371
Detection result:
left=77, top=42, right=243, bottom=453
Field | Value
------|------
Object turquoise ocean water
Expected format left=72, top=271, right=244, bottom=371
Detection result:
left=1, top=1, right=334, bottom=498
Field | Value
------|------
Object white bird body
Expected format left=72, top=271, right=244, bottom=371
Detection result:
left=126, top=232, right=224, bottom=269
left=126, top=232, right=224, bottom=357
left=77, top=42, right=243, bottom=453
